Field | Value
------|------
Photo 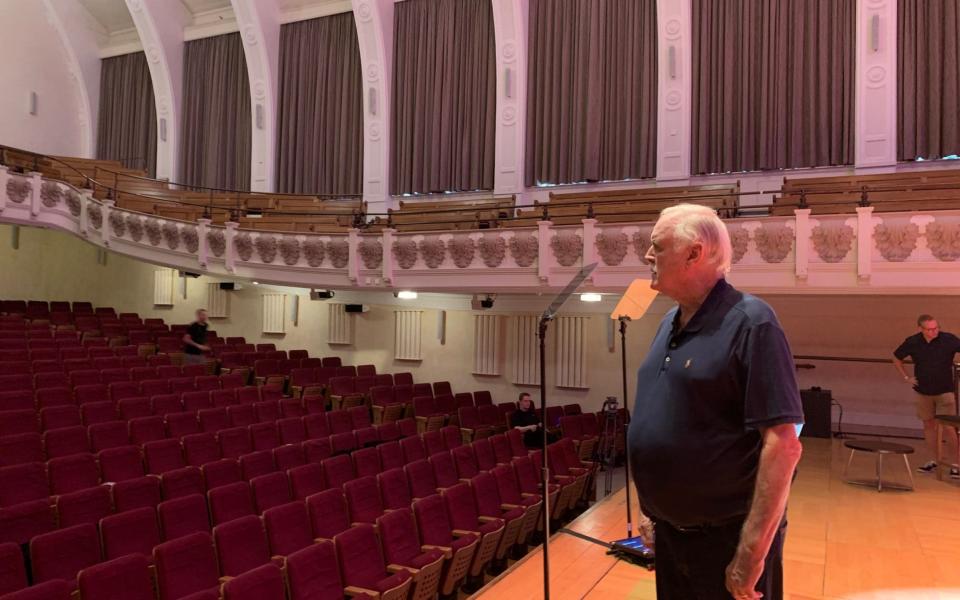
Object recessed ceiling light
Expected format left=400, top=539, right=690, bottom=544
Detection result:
left=397, top=290, right=418, bottom=300
left=252, top=281, right=259, bottom=285
left=580, top=293, right=602, bottom=302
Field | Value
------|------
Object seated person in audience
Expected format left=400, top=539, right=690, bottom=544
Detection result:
left=511, top=392, right=555, bottom=447
left=182, top=308, right=210, bottom=365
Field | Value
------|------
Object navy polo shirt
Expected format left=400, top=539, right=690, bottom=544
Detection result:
left=628, top=279, right=803, bottom=528
left=894, top=332, right=960, bottom=395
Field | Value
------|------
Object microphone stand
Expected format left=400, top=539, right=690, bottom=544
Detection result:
left=535, top=262, right=598, bottom=600
left=619, top=316, right=634, bottom=539
left=538, top=316, right=551, bottom=600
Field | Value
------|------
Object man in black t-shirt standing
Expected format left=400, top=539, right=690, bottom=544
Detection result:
left=182, top=308, right=210, bottom=366
left=893, top=314, right=960, bottom=478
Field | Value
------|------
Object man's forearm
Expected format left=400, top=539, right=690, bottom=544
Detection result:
left=892, top=357, right=910, bottom=380
left=736, top=424, right=802, bottom=561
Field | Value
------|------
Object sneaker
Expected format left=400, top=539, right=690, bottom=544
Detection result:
left=917, top=461, right=937, bottom=473
left=952, top=466, right=960, bottom=480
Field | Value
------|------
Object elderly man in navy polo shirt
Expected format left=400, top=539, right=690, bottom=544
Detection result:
left=628, top=204, right=804, bottom=600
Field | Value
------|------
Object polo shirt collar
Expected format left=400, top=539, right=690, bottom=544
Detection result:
left=671, top=278, right=730, bottom=335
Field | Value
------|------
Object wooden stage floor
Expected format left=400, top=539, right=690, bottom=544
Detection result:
left=472, top=438, right=960, bottom=600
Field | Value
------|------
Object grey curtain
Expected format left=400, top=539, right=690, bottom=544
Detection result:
left=525, top=0, right=657, bottom=186
left=391, top=0, right=496, bottom=195
left=691, top=0, right=855, bottom=175
left=899, top=0, right=960, bottom=161
left=180, top=33, right=251, bottom=191
left=96, top=52, right=157, bottom=176
left=277, top=14, right=364, bottom=195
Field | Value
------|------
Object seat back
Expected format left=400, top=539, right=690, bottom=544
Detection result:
left=377, top=467, right=412, bottom=511
left=208, top=481, right=255, bottom=526
left=263, top=502, right=313, bottom=556
left=29, top=523, right=101, bottom=584
left=213, top=514, right=272, bottom=576
left=100, top=506, right=161, bottom=560
left=306, top=488, right=350, bottom=539
left=157, top=494, right=211, bottom=540
left=404, top=459, right=437, bottom=499
left=285, top=540, right=342, bottom=600
left=334, top=523, right=389, bottom=590
left=153, top=532, right=220, bottom=600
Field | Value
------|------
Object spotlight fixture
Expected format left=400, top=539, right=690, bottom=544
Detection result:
left=309, top=289, right=335, bottom=300
left=471, top=293, right=497, bottom=310
left=580, top=293, right=602, bottom=302
left=397, top=291, right=418, bottom=300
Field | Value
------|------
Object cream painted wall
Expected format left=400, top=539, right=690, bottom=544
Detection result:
left=0, top=1, right=85, bottom=156
left=3, top=224, right=955, bottom=432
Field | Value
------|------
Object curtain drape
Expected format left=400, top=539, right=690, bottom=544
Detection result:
left=390, top=0, right=496, bottom=195
left=276, top=13, right=364, bottom=195
left=524, top=0, right=657, bottom=187
left=180, top=33, right=251, bottom=191
left=691, top=0, right=855, bottom=175
left=898, top=0, right=960, bottom=161
left=96, top=52, right=157, bottom=177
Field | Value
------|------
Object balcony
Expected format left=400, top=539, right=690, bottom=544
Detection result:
left=3, top=165, right=960, bottom=295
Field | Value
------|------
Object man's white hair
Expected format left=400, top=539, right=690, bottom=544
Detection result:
left=658, top=203, right=732, bottom=275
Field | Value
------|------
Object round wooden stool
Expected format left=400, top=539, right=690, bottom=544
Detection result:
left=842, top=440, right=915, bottom=492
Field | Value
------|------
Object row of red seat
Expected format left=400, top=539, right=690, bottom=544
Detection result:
left=1, top=391, right=370, bottom=465
left=0, top=431, right=589, bottom=600
left=0, top=414, right=426, bottom=547
left=0, top=300, right=99, bottom=315
left=0, top=345, right=162, bottom=363
left=0, top=374, right=250, bottom=425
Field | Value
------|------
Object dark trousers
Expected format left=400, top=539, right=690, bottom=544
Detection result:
left=653, top=518, right=786, bottom=600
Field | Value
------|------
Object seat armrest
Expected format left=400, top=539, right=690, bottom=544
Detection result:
left=478, top=515, right=497, bottom=523
left=453, top=528, right=481, bottom=537
left=218, top=576, right=234, bottom=584
left=388, top=563, right=417, bottom=575
left=345, top=585, right=380, bottom=598
left=422, top=544, right=453, bottom=559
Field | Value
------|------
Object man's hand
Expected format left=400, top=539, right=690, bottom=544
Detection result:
left=199, top=344, right=211, bottom=352
left=637, top=514, right=655, bottom=551
left=725, top=550, right=764, bottom=599
left=906, top=376, right=918, bottom=386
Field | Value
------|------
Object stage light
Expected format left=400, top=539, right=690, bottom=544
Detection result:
left=580, top=293, right=602, bottom=302
left=397, top=290, right=418, bottom=300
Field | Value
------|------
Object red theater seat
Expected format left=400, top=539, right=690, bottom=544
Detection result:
left=29, top=523, right=101, bottom=588
left=153, top=532, right=220, bottom=600
left=78, top=554, right=155, bottom=600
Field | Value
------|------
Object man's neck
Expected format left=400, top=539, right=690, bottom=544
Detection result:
left=675, top=277, right=721, bottom=328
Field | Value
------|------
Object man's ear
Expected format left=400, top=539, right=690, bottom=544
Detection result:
left=686, top=241, right=704, bottom=266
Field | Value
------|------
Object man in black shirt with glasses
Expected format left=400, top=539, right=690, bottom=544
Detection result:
left=893, top=314, right=960, bottom=479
